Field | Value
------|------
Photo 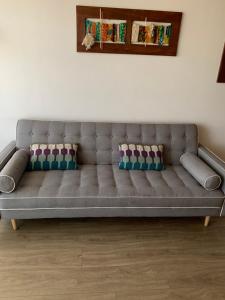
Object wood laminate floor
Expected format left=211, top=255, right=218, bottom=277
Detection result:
left=0, top=217, right=225, bottom=300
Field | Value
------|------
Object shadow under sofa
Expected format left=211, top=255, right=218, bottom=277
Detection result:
left=0, top=119, right=224, bottom=230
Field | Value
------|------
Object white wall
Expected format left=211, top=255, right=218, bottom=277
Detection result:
left=0, top=0, right=225, bottom=159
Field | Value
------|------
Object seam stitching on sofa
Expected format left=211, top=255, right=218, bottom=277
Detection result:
left=0, top=206, right=221, bottom=211
left=111, top=166, right=117, bottom=192
left=0, top=196, right=223, bottom=199
left=173, top=166, right=195, bottom=197
left=128, top=170, right=138, bottom=195
left=57, top=171, right=66, bottom=197
left=160, top=168, right=176, bottom=193
left=143, top=171, right=153, bottom=189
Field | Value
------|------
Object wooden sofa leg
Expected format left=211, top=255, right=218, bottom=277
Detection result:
left=11, top=219, right=17, bottom=231
left=204, top=216, right=211, bottom=227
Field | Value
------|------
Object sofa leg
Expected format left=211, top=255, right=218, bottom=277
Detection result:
left=11, top=219, right=17, bottom=231
left=204, top=216, right=210, bottom=227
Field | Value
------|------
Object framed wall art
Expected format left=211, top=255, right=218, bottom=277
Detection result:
left=76, top=6, right=182, bottom=56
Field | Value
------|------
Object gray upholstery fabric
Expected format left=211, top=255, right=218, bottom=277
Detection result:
left=198, top=145, right=225, bottom=194
left=16, top=120, right=198, bottom=165
left=0, top=166, right=223, bottom=212
left=1, top=207, right=221, bottom=220
left=0, top=150, right=29, bottom=193
left=0, top=141, right=16, bottom=171
left=180, top=152, right=222, bottom=191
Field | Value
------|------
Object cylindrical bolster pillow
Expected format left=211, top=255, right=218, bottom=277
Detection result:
left=180, top=152, right=222, bottom=191
left=0, top=150, right=29, bottom=193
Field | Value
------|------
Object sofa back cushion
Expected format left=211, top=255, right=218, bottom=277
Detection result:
left=16, top=120, right=198, bottom=165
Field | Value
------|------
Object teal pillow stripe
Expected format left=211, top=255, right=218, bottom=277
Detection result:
left=119, top=144, right=164, bottom=171
left=28, top=144, right=78, bottom=171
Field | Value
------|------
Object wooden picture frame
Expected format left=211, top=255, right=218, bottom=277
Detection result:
left=217, top=44, right=225, bottom=83
left=76, top=6, right=182, bottom=56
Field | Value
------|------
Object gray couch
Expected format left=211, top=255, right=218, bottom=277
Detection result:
left=0, top=119, right=225, bottom=230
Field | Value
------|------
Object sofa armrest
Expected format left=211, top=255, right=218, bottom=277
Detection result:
left=0, top=150, right=29, bottom=193
left=198, top=145, right=225, bottom=194
left=0, top=141, right=16, bottom=171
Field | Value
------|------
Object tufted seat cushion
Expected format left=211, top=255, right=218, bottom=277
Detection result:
left=0, top=165, right=223, bottom=211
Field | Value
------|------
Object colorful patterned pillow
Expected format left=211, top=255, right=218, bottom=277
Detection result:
left=119, top=144, right=164, bottom=171
left=28, top=144, right=78, bottom=171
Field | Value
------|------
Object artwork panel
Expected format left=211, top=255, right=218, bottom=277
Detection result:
left=131, top=21, right=172, bottom=46
left=86, top=18, right=127, bottom=44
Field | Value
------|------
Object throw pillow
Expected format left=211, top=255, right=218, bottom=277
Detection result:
left=0, top=150, right=29, bottom=193
left=28, top=144, right=78, bottom=171
left=119, top=144, right=164, bottom=171
left=180, top=152, right=221, bottom=191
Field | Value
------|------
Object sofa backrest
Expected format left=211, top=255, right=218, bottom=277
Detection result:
left=16, top=120, right=198, bottom=165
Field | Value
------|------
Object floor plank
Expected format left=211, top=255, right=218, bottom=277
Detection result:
left=0, top=217, right=225, bottom=299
